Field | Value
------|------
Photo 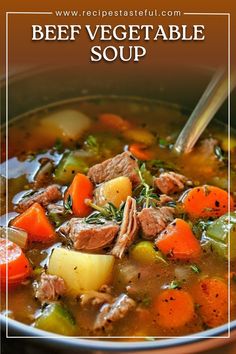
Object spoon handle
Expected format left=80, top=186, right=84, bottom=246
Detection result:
left=173, top=68, right=236, bottom=154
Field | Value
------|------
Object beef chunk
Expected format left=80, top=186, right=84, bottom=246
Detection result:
left=111, top=197, right=138, bottom=258
left=34, top=272, right=66, bottom=303
left=80, top=287, right=113, bottom=307
left=47, top=203, right=65, bottom=215
left=158, top=194, right=174, bottom=206
left=16, top=184, right=62, bottom=213
left=88, top=151, right=140, bottom=187
left=59, top=218, right=119, bottom=251
left=94, top=293, right=136, bottom=331
left=138, top=206, right=174, bottom=239
left=154, top=171, right=192, bottom=194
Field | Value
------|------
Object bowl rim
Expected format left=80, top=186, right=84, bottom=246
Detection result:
left=1, top=316, right=236, bottom=351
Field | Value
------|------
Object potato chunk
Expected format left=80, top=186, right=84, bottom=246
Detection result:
left=123, top=128, right=155, bottom=146
left=94, top=176, right=132, bottom=208
left=48, top=248, right=114, bottom=295
left=40, top=109, right=91, bottom=142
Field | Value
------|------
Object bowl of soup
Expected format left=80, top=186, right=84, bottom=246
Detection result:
left=0, top=65, right=236, bottom=353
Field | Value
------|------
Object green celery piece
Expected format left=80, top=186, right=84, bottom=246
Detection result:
left=206, top=212, right=236, bottom=260
left=130, top=241, right=167, bottom=264
left=35, top=303, right=76, bottom=336
left=54, top=151, right=88, bottom=184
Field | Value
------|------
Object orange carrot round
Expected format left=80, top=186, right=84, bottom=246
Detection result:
left=11, top=203, right=55, bottom=243
left=99, top=113, right=131, bottom=132
left=0, top=239, right=31, bottom=289
left=193, top=278, right=228, bottom=327
left=182, top=185, right=234, bottom=218
left=154, top=289, right=195, bottom=328
left=156, top=218, right=201, bottom=260
left=64, top=173, right=93, bottom=217
left=129, top=143, right=153, bottom=161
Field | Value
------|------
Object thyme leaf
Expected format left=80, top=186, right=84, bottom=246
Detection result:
left=134, top=163, right=158, bottom=208
left=85, top=135, right=99, bottom=153
left=190, top=264, right=201, bottom=274
left=85, top=200, right=125, bottom=224
left=64, top=194, right=73, bottom=214
left=54, top=138, right=64, bottom=153
left=168, top=280, right=182, bottom=289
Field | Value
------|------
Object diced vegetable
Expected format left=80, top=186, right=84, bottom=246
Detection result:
left=48, top=248, right=115, bottom=295
left=130, top=241, right=167, bottom=264
left=154, top=289, right=195, bottom=328
left=11, top=203, right=55, bottom=243
left=54, top=151, right=89, bottom=184
left=40, top=110, right=91, bottom=142
left=84, top=132, right=122, bottom=158
left=99, top=113, right=131, bottom=132
left=182, top=185, right=234, bottom=218
left=64, top=173, right=93, bottom=217
left=34, top=303, right=76, bottom=336
left=94, top=176, right=132, bottom=208
left=205, top=212, right=236, bottom=260
left=156, top=218, right=201, bottom=260
left=123, top=128, right=155, bottom=146
left=0, top=226, right=28, bottom=249
left=0, top=239, right=31, bottom=288
left=193, top=278, right=228, bottom=327
left=129, top=143, right=153, bottom=161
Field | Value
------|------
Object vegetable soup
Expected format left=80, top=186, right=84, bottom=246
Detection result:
left=1, top=97, right=236, bottom=338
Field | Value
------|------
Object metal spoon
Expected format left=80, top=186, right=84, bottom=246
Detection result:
left=173, top=67, right=236, bottom=154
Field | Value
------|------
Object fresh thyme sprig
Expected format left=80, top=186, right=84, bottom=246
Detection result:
left=134, top=163, right=158, bottom=208
left=64, top=194, right=73, bottom=214
left=85, top=200, right=125, bottom=224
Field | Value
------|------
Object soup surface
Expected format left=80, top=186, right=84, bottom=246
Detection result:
left=0, top=97, right=236, bottom=339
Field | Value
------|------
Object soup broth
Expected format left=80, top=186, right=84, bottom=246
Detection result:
left=1, top=97, right=236, bottom=339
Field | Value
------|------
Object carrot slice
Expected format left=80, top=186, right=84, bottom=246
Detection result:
left=182, top=185, right=234, bottom=218
left=154, top=289, right=195, bottom=328
left=64, top=173, right=93, bottom=217
left=11, top=203, right=55, bottom=242
left=193, top=278, right=228, bottom=327
left=129, top=143, right=153, bottom=161
left=156, top=218, right=201, bottom=260
left=0, top=239, right=31, bottom=289
left=99, top=113, right=131, bottom=132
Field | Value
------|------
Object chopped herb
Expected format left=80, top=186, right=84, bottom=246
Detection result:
left=190, top=264, right=201, bottom=274
left=64, top=194, right=73, bottom=214
left=192, top=220, right=212, bottom=239
left=159, top=138, right=170, bottom=148
left=85, top=212, right=106, bottom=225
left=54, top=138, right=64, bottom=153
left=147, top=159, right=179, bottom=173
left=48, top=212, right=65, bottom=227
left=85, top=200, right=125, bottom=224
left=85, top=135, right=99, bottom=152
left=141, top=296, right=152, bottom=307
left=136, top=293, right=152, bottom=307
left=168, top=280, right=182, bottom=289
left=135, top=164, right=158, bottom=208
left=21, top=190, right=36, bottom=199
